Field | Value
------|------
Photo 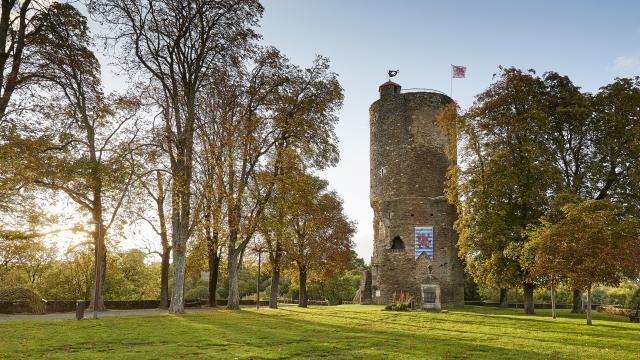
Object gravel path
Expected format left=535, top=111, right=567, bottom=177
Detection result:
left=0, top=307, right=225, bottom=321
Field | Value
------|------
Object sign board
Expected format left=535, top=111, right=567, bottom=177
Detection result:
left=415, top=227, right=433, bottom=260
left=375, top=290, right=381, bottom=297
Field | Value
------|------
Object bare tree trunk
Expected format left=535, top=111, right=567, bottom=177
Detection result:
left=523, top=283, right=535, bottom=315
left=89, top=231, right=106, bottom=311
left=159, top=247, right=170, bottom=309
left=268, top=248, right=282, bottom=309
left=157, top=172, right=171, bottom=309
left=208, top=247, right=220, bottom=307
left=89, top=205, right=106, bottom=312
left=89, top=233, right=107, bottom=311
left=298, top=266, right=308, bottom=308
left=550, top=283, right=556, bottom=319
left=572, top=289, right=584, bottom=313
left=499, top=288, right=509, bottom=308
left=270, top=267, right=280, bottom=309
left=227, top=248, right=241, bottom=310
left=586, top=285, right=593, bottom=325
left=169, top=170, right=192, bottom=314
left=170, top=240, right=186, bottom=314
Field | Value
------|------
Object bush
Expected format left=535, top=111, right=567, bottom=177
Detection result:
left=464, top=275, right=481, bottom=301
left=606, top=287, right=629, bottom=306
left=184, top=285, right=208, bottom=301
left=384, top=292, right=413, bottom=312
left=626, top=288, right=640, bottom=309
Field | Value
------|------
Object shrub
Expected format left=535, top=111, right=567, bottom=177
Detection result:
left=384, top=292, right=413, bottom=311
left=184, top=285, right=208, bottom=301
left=606, top=287, right=630, bottom=306
left=626, top=287, right=640, bottom=309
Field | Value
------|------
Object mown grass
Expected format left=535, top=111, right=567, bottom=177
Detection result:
left=1, top=305, right=638, bottom=359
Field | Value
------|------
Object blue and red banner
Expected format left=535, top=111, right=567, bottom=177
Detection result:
left=415, top=227, right=433, bottom=260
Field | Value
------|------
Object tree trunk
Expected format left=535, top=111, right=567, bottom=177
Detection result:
left=586, top=286, right=593, bottom=325
left=159, top=247, right=170, bottom=309
left=550, top=283, right=556, bottom=319
left=270, top=267, right=280, bottom=309
left=572, top=289, right=584, bottom=313
left=157, top=171, right=171, bottom=309
left=208, top=247, right=220, bottom=307
left=227, top=248, right=241, bottom=310
left=170, top=239, right=186, bottom=314
left=499, top=288, right=509, bottom=308
left=268, top=249, right=282, bottom=309
left=523, top=283, right=535, bottom=315
left=169, top=171, right=192, bottom=314
left=298, top=266, right=308, bottom=308
left=89, top=222, right=106, bottom=312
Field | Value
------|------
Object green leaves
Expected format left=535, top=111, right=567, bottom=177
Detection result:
left=453, top=67, right=640, bottom=292
left=529, top=200, right=640, bottom=290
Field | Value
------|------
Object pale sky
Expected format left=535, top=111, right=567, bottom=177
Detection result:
left=75, top=1, right=640, bottom=261
left=257, top=0, right=640, bottom=261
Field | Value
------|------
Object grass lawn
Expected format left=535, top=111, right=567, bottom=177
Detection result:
left=1, top=305, right=638, bottom=359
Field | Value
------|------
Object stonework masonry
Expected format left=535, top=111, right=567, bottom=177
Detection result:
left=365, top=81, right=465, bottom=307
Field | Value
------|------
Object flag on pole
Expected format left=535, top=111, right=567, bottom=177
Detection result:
left=451, top=65, right=467, bottom=78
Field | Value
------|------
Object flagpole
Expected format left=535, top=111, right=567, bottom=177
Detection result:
left=450, top=64, right=453, bottom=98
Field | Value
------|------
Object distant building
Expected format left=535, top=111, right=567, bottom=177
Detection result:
left=359, top=81, right=465, bottom=307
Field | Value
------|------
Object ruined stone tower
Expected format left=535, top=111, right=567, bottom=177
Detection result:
left=367, top=81, right=465, bottom=307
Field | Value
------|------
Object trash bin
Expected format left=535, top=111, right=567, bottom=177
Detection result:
left=75, top=300, right=86, bottom=320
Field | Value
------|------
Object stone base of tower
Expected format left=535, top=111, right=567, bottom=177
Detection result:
left=371, top=250, right=464, bottom=307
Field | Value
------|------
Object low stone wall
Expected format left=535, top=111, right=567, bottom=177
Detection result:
left=277, top=299, right=329, bottom=306
left=464, top=301, right=601, bottom=310
left=214, top=299, right=270, bottom=307
left=43, top=300, right=190, bottom=313
left=0, top=300, right=36, bottom=314
left=0, top=298, right=328, bottom=314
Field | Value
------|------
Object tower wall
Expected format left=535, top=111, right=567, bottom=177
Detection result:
left=369, top=84, right=465, bottom=306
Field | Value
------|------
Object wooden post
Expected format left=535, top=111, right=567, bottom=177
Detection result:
left=587, top=285, right=593, bottom=325
left=256, top=250, right=262, bottom=310
left=551, top=283, right=556, bottom=319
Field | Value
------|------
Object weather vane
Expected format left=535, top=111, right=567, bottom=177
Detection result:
left=387, top=69, right=399, bottom=81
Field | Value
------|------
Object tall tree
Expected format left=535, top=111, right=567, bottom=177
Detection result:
left=286, top=174, right=355, bottom=308
left=88, top=0, right=263, bottom=313
left=193, top=83, right=228, bottom=307
left=0, top=0, right=48, bottom=122
left=198, top=49, right=342, bottom=310
left=22, top=3, right=141, bottom=311
left=451, top=68, right=556, bottom=314
left=257, top=160, right=299, bottom=309
left=590, top=77, right=640, bottom=211
left=540, top=73, right=640, bottom=312
left=223, top=53, right=342, bottom=309
left=0, top=1, right=78, bottom=214
left=528, top=200, right=640, bottom=325
left=135, top=169, right=172, bottom=308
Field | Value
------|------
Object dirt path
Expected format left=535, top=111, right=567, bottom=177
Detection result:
left=0, top=307, right=225, bottom=321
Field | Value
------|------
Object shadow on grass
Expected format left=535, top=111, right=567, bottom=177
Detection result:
left=265, top=306, right=639, bottom=350
left=176, top=308, right=570, bottom=359
left=1, top=306, right=637, bottom=359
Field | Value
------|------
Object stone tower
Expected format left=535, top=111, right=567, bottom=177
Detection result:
left=367, top=81, right=464, bottom=307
